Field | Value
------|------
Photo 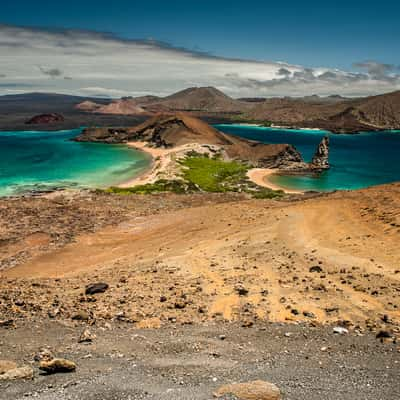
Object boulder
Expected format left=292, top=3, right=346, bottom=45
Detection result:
left=25, top=113, right=64, bottom=125
left=0, top=360, right=17, bottom=374
left=79, top=328, right=96, bottom=343
left=39, top=358, right=76, bottom=374
left=34, top=348, right=54, bottom=362
left=85, top=282, right=109, bottom=295
left=0, top=366, right=34, bottom=381
left=214, top=380, right=282, bottom=400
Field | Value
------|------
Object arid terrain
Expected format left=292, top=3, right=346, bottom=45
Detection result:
left=1, top=184, right=399, bottom=398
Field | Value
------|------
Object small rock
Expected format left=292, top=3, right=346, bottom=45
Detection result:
left=376, top=330, right=392, bottom=340
left=0, top=360, right=17, bottom=374
left=235, top=285, right=249, bottom=296
left=34, top=348, right=54, bottom=362
left=174, top=301, right=186, bottom=309
left=303, top=311, right=316, bottom=318
left=85, top=283, right=109, bottom=295
left=39, top=358, right=76, bottom=374
left=72, top=310, right=90, bottom=321
left=79, top=328, right=96, bottom=343
left=214, top=380, right=281, bottom=400
left=333, top=327, right=349, bottom=335
left=309, top=266, right=323, bottom=273
left=0, top=319, right=14, bottom=328
left=0, top=366, right=34, bottom=381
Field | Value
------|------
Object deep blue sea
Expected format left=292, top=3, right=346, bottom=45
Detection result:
left=0, top=129, right=150, bottom=196
left=216, top=124, right=400, bottom=192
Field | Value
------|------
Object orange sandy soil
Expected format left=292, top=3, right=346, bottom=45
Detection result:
left=0, top=185, right=399, bottom=332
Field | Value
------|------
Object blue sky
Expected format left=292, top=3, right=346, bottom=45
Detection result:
left=1, top=1, right=399, bottom=97
left=2, top=0, right=399, bottom=69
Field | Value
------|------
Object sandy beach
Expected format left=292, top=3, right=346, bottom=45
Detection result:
left=121, top=142, right=305, bottom=195
left=246, top=168, right=305, bottom=194
left=119, top=141, right=170, bottom=187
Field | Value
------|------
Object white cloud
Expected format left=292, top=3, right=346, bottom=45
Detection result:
left=1, top=24, right=399, bottom=98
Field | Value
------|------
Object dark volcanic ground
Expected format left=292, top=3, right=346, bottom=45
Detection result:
left=1, top=321, right=399, bottom=400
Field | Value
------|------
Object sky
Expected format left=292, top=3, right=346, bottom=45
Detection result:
left=1, top=0, right=400, bottom=98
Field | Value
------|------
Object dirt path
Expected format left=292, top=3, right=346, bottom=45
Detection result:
left=3, top=187, right=399, bottom=329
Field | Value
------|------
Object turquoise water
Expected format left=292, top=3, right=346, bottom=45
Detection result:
left=216, top=124, right=400, bottom=192
left=0, top=129, right=151, bottom=196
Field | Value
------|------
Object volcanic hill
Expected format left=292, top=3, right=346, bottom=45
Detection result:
left=77, top=113, right=330, bottom=171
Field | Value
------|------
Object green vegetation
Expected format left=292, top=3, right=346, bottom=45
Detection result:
left=251, top=188, right=284, bottom=199
left=105, top=154, right=284, bottom=199
left=179, top=155, right=248, bottom=192
left=106, top=179, right=197, bottom=195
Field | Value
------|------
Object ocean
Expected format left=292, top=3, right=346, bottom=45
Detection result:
left=1, top=125, right=400, bottom=196
left=0, top=129, right=151, bottom=196
left=217, top=124, right=400, bottom=192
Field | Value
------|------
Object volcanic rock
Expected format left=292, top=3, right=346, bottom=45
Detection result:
left=311, top=136, right=330, bottom=170
left=85, top=282, right=109, bottom=295
left=0, top=360, right=17, bottom=374
left=0, top=366, right=34, bottom=381
left=39, top=358, right=76, bottom=374
left=25, top=113, right=64, bottom=124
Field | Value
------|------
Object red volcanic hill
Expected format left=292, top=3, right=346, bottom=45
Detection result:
left=25, top=113, right=65, bottom=124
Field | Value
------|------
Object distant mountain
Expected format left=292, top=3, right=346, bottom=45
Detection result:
left=147, top=87, right=251, bottom=112
left=75, top=87, right=251, bottom=115
left=80, top=98, right=146, bottom=115
left=246, top=90, right=400, bottom=132
left=0, top=93, right=109, bottom=113
left=0, top=93, right=146, bottom=131
left=2, top=89, right=400, bottom=133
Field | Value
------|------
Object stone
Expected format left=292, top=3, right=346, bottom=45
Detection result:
left=0, top=366, right=34, bottom=381
left=333, top=326, right=349, bottom=335
left=214, top=380, right=282, bottom=400
left=79, top=328, right=96, bottom=343
left=72, top=310, right=90, bottom=321
left=34, top=348, right=54, bottom=362
left=235, top=285, right=249, bottom=296
left=376, top=330, right=392, bottom=340
left=0, top=360, right=17, bottom=374
left=39, top=358, right=76, bottom=374
left=311, top=136, right=330, bottom=170
left=0, top=319, right=14, bottom=328
left=85, top=282, right=109, bottom=295
left=309, top=265, right=323, bottom=273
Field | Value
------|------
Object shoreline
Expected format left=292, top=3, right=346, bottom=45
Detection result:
left=118, top=142, right=164, bottom=187
left=120, top=142, right=305, bottom=195
left=246, top=168, right=305, bottom=194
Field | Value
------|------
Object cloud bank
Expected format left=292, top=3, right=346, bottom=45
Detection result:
left=1, top=24, right=399, bottom=98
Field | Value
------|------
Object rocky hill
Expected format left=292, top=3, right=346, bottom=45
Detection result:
left=25, top=113, right=65, bottom=124
left=74, top=87, right=400, bottom=133
left=146, top=87, right=251, bottom=113
left=247, top=91, right=400, bottom=133
left=76, top=113, right=329, bottom=171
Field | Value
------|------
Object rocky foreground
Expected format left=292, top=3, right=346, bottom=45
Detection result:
left=0, top=186, right=399, bottom=398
